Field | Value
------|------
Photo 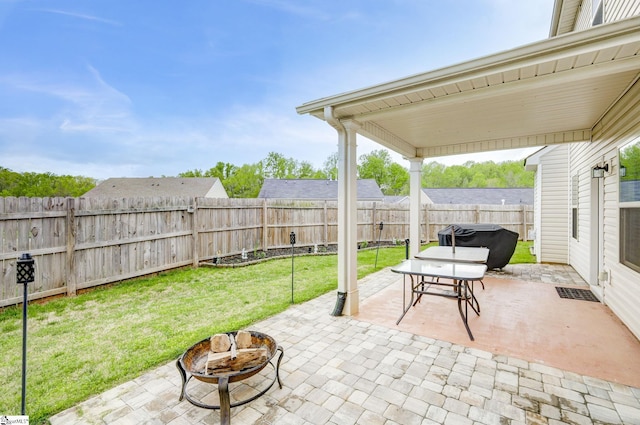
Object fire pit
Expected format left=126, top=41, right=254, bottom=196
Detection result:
left=176, top=330, right=284, bottom=425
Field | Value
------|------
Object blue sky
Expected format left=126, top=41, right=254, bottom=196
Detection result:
left=0, top=0, right=554, bottom=179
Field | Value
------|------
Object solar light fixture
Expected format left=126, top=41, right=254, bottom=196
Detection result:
left=17, top=253, right=35, bottom=285
left=290, top=232, right=295, bottom=304
left=17, top=253, right=35, bottom=415
left=592, top=163, right=609, bottom=178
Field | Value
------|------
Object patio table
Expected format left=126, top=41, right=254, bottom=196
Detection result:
left=416, top=246, right=489, bottom=263
left=416, top=246, right=489, bottom=290
left=391, top=259, right=487, bottom=341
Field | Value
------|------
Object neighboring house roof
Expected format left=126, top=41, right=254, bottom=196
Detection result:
left=258, top=179, right=384, bottom=201
left=83, top=177, right=228, bottom=198
left=423, top=188, right=533, bottom=205
left=384, top=195, right=409, bottom=204
left=524, top=146, right=558, bottom=171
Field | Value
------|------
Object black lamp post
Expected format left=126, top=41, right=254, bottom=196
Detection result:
left=290, top=232, right=296, bottom=304
left=374, top=222, right=384, bottom=268
left=17, top=253, right=35, bottom=416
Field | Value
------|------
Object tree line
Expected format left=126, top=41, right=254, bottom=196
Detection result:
left=179, top=150, right=534, bottom=197
left=1, top=150, right=535, bottom=198
left=0, top=167, right=96, bottom=198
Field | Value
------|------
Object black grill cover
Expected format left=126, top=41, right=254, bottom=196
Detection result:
left=437, top=224, right=519, bottom=270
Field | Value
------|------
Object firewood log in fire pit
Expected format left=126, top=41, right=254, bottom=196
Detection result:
left=206, top=348, right=268, bottom=372
left=205, top=331, right=268, bottom=373
left=235, top=330, right=252, bottom=349
left=210, top=334, right=231, bottom=352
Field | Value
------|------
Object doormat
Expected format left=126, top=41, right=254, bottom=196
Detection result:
left=555, top=287, right=599, bottom=302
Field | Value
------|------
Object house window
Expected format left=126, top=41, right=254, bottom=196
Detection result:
left=572, top=174, right=579, bottom=239
left=619, top=138, right=640, bottom=273
left=592, top=0, right=604, bottom=26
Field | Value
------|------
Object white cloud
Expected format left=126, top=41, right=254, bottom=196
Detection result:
left=241, top=0, right=336, bottom=21
left=57, top=66, right=135, bottom=133
left=3, top=65, right=135, bottom=134
left=1, top=154, right=138, bottom=180
left=33, top=8, right=122, bottom=26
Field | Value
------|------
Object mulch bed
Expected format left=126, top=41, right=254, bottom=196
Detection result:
left=205, top=245, right=337, bottom=267
left=205, top=242, right=399, bottom=267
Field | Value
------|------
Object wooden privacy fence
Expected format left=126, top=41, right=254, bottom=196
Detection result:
left=0, top=196, right=533, bottom=307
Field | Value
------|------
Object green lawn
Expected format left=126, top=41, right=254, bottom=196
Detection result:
left=0, top=242, right=534, bottom=423
left=510, top=240, right=535, bottom=263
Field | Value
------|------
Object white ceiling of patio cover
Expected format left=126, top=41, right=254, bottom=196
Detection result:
left=297, top=16, right=640, bottom=160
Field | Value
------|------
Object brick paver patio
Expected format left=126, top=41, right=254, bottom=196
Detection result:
left=50, top=265, right=640, bottom=425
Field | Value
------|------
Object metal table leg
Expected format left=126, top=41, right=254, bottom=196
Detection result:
left=456, top=279, right=481, bottom=341
left=396, top=274, right=416, bottom=325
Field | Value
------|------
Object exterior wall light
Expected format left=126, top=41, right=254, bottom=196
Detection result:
left=592, top=163, right=609, bottom=178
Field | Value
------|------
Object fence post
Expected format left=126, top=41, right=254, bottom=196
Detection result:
left=372, top=202, right=377, bottom=242
left=191, top=198, right=199, bottom=267
left=424, top=204, right=430, bottom=243
left=263, top=199, right=269, bottom=252
left=65, top=197, right=77, bottom=296
left=522, top=204, right=528, bottom=241
left=324, top=201, right=328, bottom=247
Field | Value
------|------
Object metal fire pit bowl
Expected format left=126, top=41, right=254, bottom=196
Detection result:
left=176, top=330, right=283, bottom=425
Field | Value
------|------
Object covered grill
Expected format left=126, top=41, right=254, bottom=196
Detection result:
left=437, top=224, right=519, bottom=270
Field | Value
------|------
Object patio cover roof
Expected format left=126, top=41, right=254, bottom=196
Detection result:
left=295, top=15, right=640, bottom=317
left=296, top=16, right=640, bottom=160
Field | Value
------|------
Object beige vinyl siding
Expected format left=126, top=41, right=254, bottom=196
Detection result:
left=574, top=1, right=594, bottom=31
left=204, top=181, right=229, bottom=198
left=606, top=0, right=640, bottom=21
left=573, top=78, right=640, bottom=340
left=539, top=145, right=570, bottom=263
left=533, top=166, right=542, bottom=258
left=569, top=141, right=594, bottom=281
left=574, top=0, right=640, bottom=32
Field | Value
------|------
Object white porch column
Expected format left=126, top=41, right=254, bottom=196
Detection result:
left=409, top=158, right=423, bottom=257
left=338, top=121, right=359, bottom=315
left=324, top=107, right=359, bottom=316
